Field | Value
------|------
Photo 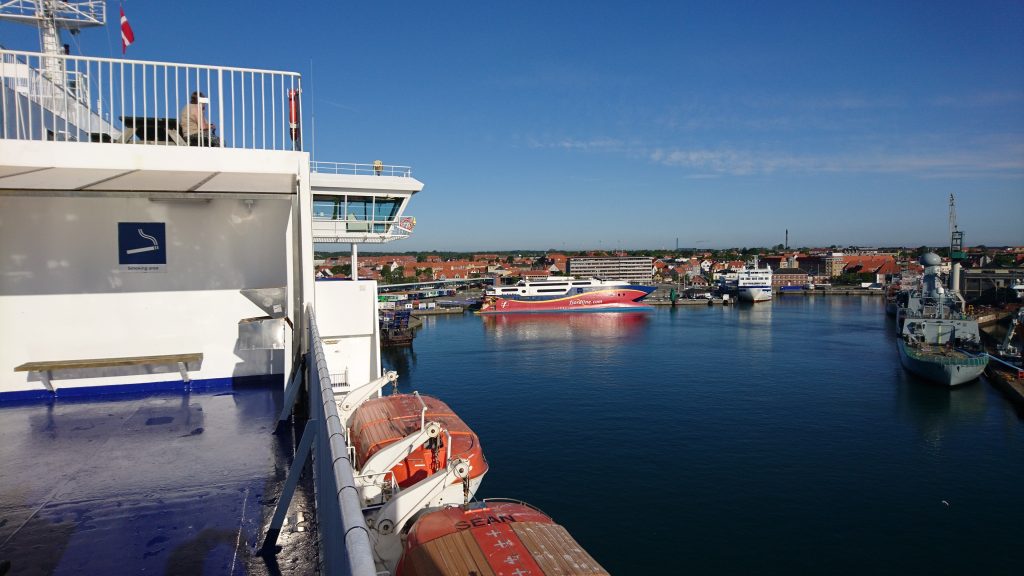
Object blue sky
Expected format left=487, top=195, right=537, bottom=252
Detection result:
left=4, top=1, right=1022, bottom=250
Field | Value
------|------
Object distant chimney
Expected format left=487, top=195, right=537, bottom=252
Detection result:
left=785, top=229, right=789, bottom=250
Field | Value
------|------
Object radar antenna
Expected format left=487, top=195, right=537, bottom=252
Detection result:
left=0, top=1, right=106, bottom=83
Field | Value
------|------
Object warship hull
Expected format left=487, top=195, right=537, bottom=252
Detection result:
left=897, top=339, right=987, bottom=387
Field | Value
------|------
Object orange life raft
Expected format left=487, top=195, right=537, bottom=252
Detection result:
left=349, top=394, right=487, bottom=488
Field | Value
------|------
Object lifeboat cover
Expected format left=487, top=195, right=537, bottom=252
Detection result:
left=396, top=501, right=608, bottom=576
left=349, top=394, right=487, bottom=487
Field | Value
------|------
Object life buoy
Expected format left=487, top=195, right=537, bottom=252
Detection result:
left=287, top=89, right=300, bottom=142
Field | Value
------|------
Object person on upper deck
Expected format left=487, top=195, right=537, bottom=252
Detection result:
left=179, top=91, right=220, bottom=147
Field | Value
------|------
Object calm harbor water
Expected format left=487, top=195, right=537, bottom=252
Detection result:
left=382, top=296, right=1023, bottom=575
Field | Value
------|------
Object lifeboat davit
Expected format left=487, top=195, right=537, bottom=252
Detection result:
left=349, top=393, right=488, bottom=494
left=396, top=500, right=609, bottom=576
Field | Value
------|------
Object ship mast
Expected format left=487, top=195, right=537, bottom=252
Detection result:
left=0, top=1, right=106, bottom=85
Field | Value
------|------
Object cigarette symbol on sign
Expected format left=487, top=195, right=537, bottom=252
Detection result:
left=125, top=228, right=160, bottom=254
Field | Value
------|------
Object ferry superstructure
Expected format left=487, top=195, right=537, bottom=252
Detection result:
left=479, top=276, right=655, bottom=313
left=0, top=3, right=411, bottom=572
left=735, top=257, right=773, bottom=302
left=0, top=4, right=605, bottom=574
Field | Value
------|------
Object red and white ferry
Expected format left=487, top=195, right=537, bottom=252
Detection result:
left=478, top=276, right=655, bottom=314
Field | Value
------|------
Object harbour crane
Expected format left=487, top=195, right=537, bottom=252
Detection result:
left=947, top=194, right=968, bottom=307
left=949, top=193, right=966, bottom=261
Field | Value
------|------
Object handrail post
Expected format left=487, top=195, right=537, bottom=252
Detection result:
left=217, top=69, right=224, bottom=148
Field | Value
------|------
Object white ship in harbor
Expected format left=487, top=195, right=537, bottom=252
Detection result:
left=896, top=253, right=988, bottom=387
left=735, top=256, right=773, bottom=302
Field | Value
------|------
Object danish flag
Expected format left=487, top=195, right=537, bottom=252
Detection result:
left=120, top=7, right=135, bottom=55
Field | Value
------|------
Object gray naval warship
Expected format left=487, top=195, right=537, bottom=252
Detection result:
left=896, top=253, right=988, bottom=386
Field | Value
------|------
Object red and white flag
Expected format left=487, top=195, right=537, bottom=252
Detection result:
left=120, top=7, right=135, bottom=55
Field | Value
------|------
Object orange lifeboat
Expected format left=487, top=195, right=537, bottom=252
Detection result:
left=396, top=500, right=609, bottom=576
left=349, top=393, right=487, bottom=489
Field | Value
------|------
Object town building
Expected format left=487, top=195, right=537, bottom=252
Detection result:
left=825, top=253, right=846, bottom=277
left=773, top=267, right=809, bottom=288
left=567, top=256, right=654, bottom=284
left=842, top=255, right=900, bottom=284
left=960, top=267, right=1024, bottom=302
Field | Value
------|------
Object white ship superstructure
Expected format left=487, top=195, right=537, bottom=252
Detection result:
left=0, top=6, right=424, bottom=573
left=736, top=256, right=773, bottom=302
left=480, top=276, right=655, bottom=313
left=0, top=5, right=602, bottom=575
left=488, top=276, right=631, bottom=298
left=1, top=58, right=312, bottom=397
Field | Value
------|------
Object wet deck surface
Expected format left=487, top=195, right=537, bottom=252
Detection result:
left=0, top=387, right=316, bottom=576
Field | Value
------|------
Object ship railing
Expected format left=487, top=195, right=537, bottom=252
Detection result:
left=307, top=311, right=377, bottom=576
left=329, top=368, right=349, bottom=392
left=311, top=216, right=415, bottom=242
left=1, top=48, right=302, bottom=151
left=311, top=161, right=412, bottom=178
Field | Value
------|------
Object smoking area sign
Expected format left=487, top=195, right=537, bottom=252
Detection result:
left=118, top=222, right=166, bottom=272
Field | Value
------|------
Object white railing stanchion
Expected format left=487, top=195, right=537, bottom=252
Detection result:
left=249, top=71, right=255, bottom=150
left=230, top=71, right=235, bottom=148
left=217, top=69, right=224, bottom=149
left=240, top=70, right=246, bottom=148
left=1, top=56, right=8, bottom=139
left=141, top=63, right=147, bottom=139
left=271, top=75, right=277, bottom=150
left=294, top=77, right=301, bottom=152
left=130, top=62, right=136, bottom=138
left=205, top=66, right=211, bottom=146
left=260, top=73, right=265, bottom=150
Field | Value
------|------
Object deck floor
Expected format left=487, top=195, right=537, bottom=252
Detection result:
left=0, top=386, right=316, bottom=576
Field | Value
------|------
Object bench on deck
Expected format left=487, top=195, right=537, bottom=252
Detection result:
left=119, top=117, right=185, bottom=145
left=14, top=353, right=203, bottom=392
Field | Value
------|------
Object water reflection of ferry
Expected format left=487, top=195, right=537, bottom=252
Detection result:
left=732, top=301, right=773, bottom=351
left=481, top=312, right=649, bottom=341
left=733, top=300, right=773, bottom=323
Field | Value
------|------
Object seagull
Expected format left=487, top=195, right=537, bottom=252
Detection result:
left=941, top=500, right=950, bottom=506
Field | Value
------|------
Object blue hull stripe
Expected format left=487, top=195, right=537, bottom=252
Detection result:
left=0, top=373, right=283, bottom=404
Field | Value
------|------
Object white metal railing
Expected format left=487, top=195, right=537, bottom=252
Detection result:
left=311, top=161, right=412, bottom=177
left=330, top=369, right=349, bottom=391
left=1, top=48, right=302, bottom=150
left=312, top=216, right=415, bottom=243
